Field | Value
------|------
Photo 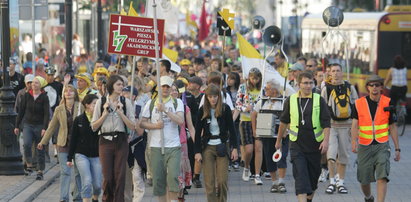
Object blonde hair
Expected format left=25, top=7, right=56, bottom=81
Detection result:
left=60, top=84, right=79, bottom=105
left=202, top=84, right=223, bottom=120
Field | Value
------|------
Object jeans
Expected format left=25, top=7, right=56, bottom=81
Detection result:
left=23, top=123, right=45, bottom=171
left=58, top=152, right=72, bottom=201
left=75, top=153, right=102, bottom=199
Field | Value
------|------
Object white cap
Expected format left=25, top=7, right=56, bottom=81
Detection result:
left=24, top=74, right=35, bottom=83
left=160, top=76, right=174, bottom=87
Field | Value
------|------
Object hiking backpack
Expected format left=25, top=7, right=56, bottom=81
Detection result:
left=326, top=81, right=352, bottom=121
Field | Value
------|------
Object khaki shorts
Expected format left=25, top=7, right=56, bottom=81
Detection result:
left=150, top=147, right=181, bottom=196
left=357, top=143, right=390, bottom=185
left=327, top=127, right=351, bottom=164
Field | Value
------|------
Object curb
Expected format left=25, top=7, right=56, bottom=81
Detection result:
left=9, top=164, right=60, bottom=202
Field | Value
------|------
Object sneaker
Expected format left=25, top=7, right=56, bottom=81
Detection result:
left=233, top=162, right=240, bottom=171
left=270, top=184, right=279, bottom=193
left=249, top=174, right=255, bottom=180
left=147, top=178, right=153, bottom=186
left=318, top=168, right=329, bottom=182
left=278, top=183, right=287, bottom=193
left=36, top=172, right=43, bottom=180
left=254, top=175, right=263, bottom=185
left=193, top=178, right=203, bottom=188
left=242, top=169, right=251, bottom=181
left=364, top=195, right=374, bottom=202
left=264, top=172, right=271, bottom=179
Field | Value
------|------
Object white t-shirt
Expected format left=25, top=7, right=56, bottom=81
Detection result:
left=142, top=98, right=184, bottom=148
left=199, top=92, right=234, bottom=110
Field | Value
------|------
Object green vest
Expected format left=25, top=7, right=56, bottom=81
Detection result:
left=289, top=93, right=324, bottom=142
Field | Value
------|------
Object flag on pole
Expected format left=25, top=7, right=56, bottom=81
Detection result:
left=198, top=0, right=209, bottom=41
left=236, top=33, right=295, bottom=96
left=120, top=9, right=127, bottom=15
left=128, top=1, right=139, bottom=16
left=163, top=48, right=178, bottom=63
left=146, top=0, right=180, bottom=35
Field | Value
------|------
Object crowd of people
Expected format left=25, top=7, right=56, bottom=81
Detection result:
left=3, top=36, right=407, bottom=202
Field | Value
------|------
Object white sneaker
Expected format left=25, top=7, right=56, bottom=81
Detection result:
left=254, top=175, right=263, bottom=185
left=318, top=168, right=329, bottom=182
left=242, top=168, right=251, bottom=181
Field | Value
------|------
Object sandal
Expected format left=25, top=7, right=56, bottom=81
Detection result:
left=270, top=184, right=279, bottom=193
left=337, top=185, right=348, bottom=194
left=325, top=184, right=336, bottom=194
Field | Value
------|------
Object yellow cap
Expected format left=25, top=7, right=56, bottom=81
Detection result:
left=75, top=73, right=92, bottom=87
left=35, top=76, right=48, bottom=88
left=78, top=65, right=87, bottom=74
left=180, top=59, right=191, bottom=66
left=92, top=67, right=110, bottom=78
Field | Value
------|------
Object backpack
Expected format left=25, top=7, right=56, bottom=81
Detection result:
left=326, top=81, right=352, bottom=121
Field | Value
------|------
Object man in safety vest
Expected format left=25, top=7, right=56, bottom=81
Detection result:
left=351, top=74, right=400, bottom=202
left=276, top=71, right=331, bottom=202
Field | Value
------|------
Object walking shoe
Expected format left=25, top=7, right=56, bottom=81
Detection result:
left=254, top=175, right=263, bottom=185
left=192, top=178, right=203, bottom=188
left=232, top=162, right=240, bottom=171
left=270, top=184, right=279, bottom=193
left=249, top=174, right=255, bottom=180
left=36, top=172, right=43, bottom=180
left=24, top=168, right=33, bottom=176
left=242, top=168, right=251, bottom=181
left=278, top=183, right=287, bottom=193
left=264, top=172, right=271, bottom=179
left=318, top=168, right=329, bottom=182
left=147, top=178, right=153, bottom=186
left=364, top=195, right=374, bottom=202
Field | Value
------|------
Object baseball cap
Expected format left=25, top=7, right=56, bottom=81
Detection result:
left=160, top=76, right=174, bottom=87
left=174, top=80, right=186, bottom=93
left=289, top=63, right=304, bottom=71
left=180, top=59, right=192, bottom=66
left=92, top=67, right=110, bottom=78
left=45, top=66, right=57, bottom=75
left=24, top=74, right=35, bottom=83
left=108, top=65, right=117, bottom=73
left=123, top=86, right=138, bottom=96
left=188, top=76, right=203, bottom=86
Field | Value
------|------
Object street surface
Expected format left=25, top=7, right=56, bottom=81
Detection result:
left=17, top=125, right=411, bottom=201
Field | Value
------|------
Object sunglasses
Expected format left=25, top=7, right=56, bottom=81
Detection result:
left=367, top=83, right=382, bottom=87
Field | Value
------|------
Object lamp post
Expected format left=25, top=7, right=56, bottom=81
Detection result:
left=65, top=0, right=73, bottom=74
left=0, top=0, right=24, bottom=175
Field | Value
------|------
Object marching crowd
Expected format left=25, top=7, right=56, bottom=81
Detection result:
left=3, top=37, right=407, bottom=202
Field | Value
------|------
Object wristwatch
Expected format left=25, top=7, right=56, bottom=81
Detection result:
left=395, top=148, right=401, bottom=152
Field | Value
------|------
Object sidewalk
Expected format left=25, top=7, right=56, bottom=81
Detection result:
left=6, top=125, right=411, bottom=202
left=0, top=151, right=59, bottom=202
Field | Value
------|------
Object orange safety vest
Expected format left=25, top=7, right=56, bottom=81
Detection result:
left=355, top=95, right=390, bottom=146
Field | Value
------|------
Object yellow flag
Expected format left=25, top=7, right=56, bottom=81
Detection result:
left=120, top=9, right=127, bottom=15
left=163, top=48, right=178, bottom=63
left=128, top=2, right=138, bottom=17
left=186, top=11, right=198, bottom=28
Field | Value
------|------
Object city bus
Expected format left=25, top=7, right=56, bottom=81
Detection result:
left=301, top=5, right=411, bottom=107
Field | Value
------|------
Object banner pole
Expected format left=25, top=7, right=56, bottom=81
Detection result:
left=152, top=0, right=164, bottom=154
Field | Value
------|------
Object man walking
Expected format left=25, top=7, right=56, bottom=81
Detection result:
left=351, top=74, right=400, bottom=202
left=321, top=63, right=358, bottom=194
left=276, top=71, right=331, bottom=202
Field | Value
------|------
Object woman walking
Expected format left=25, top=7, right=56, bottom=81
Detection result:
left=194, top=84, right=238, bottom=202
left=38, top=84, right=83, bottom=201
left=68, top=94, right=102, bottom=202
left=91, top=75, right=135, bottom=202
left=15, top=76, right=50, bottom=180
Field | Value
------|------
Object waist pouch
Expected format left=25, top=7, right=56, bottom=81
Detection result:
left=216, top=143, right=227, bottom=157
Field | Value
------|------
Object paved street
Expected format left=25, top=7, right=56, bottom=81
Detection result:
left=26, top=125, right=411, bottom=202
